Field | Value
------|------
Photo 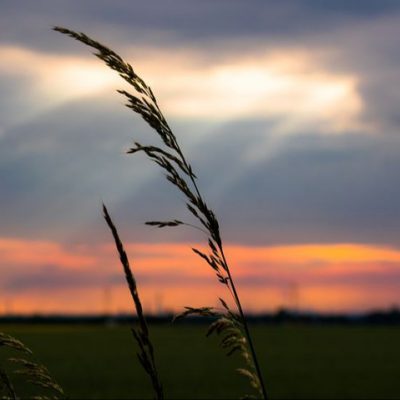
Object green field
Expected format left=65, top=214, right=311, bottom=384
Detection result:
left=1, top=323, right=399, bottom=399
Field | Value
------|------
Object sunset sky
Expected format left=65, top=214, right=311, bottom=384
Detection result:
left=1, top=1, right=400, bottom=314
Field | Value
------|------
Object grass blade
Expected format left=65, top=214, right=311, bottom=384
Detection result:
left=0, top=332, right=64, bottom=399
left=103, top=203, right=164, bottom=400
left=55, top=26, right=267, bottom=399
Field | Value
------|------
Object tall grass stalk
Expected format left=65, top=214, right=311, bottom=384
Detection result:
left=54, top=26, right=267, bottom=399
left=0, top=331, right=64, bottom=399
left=103, top=204, right=164, bottom=400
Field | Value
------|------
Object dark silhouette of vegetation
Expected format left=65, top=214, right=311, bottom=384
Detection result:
left=0, top=332, right=64, bottom=399
left=103, top=204, right=164, bottom=400
left=54, top=26, right=267, bottom=399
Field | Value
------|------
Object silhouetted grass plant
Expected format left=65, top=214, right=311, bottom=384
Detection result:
left=103, top=204, right=164, bottom=400
left=0, top=332, right=64, bottom=399
left=54, top=26, right=267, bottom=400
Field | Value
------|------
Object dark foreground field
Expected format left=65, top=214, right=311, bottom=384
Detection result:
left=1, top=323, right=399, bottom=399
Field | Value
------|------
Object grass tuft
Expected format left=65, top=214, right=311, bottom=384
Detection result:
left=0, top=332, right=64, bottom=399
left=54, top=26, right=268, bottom=399
left=103, top=204, right=164, bottom=400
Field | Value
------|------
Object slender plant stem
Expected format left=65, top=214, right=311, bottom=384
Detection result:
left=188, top=169, right=268, bottom=399
left=220, top=247, right=268, bottom=400
left=182, top=222, right=209, bottom=235
left=0, top=368, right=16, bottom=400
left=53, top=27, right=267, bottom=398
left=103, top=204, right=164, bottom=400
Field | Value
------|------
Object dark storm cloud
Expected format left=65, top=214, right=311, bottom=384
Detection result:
left=3, top=0, right=399, bottom=135
left=3, top=263, right=214, bottom=292
left=206, top=127, right=400, bottom=246
left=0, top=94, right=150, bottom=240
left=2, top=0, right=400, bottom=52
left=2, top=84, right=400, bottom=248
left=3, top=92, right=400, bottom=247
left=2, top=0, right=400, bottom=249
left=307, top=15, right=400, bottom=134
left=8, top=261, right=400, bottom=292
left=3, top=265, right=115, bottom=292
left=89, top=119, right=400, bottom=247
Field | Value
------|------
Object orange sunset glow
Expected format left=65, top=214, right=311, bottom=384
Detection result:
left=1, top=239, right=399, bottom=314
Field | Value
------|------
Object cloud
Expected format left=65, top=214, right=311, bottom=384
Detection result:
left=0, top=238, right=95, bottom=269
left=2, top=101, right=400, bottom=247
left=102, top=125, right=400, bottom=247
left=6, top=1, right=398, bottom=136
left=0, top=45, right=122, bottom=129
left=1, top=89, right=400, bottom=248
left=0, top=43, right=364, bottom=135
left=3, top=1, right=400, bottom=53
left=321, top=14, right=400, bottom=134
left=1, top=238, right=400, bottom=313
left=158, top=51, right=363, bottom=132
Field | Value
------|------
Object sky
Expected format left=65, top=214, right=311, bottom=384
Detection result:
left=1, top=0, right=400, bottom=314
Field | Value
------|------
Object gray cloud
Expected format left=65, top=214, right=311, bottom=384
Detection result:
left=210, top=128, right=400, bottom=246
left=1, top=0, right=400, bottom=250
left=5, top=258, right=400, bottom=293
left=3, top=264, right=115, bottom=292
left=2, top=0, right=400, bottom=53
left=2, top=82, right=400, bottom=249
left=2, top=263, right=214, bottom=293
left=80, top=120, right=400, bottom=247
